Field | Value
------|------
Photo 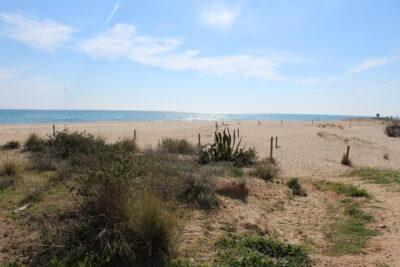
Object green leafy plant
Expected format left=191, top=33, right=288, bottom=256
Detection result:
left=287, top=178, right=307, bottom=196
left=199, top=128, right=256, bottom=166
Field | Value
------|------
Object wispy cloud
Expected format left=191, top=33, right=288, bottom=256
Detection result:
left=79, top=23, right=304, bottom=81
left=199, top=3, right=240, bottom=33
left=0, top=68, right=19, bottom=81
left=0, top=12, right=75, bottom=51
left=106, top=1, right=121, bottom=24
left=347, top=54, right=400, bottom=75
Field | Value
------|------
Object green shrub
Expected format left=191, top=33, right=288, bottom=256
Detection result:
left=180, top=175, right=219, bottom=210
left=158, top=138, right=196, bottom=155
left=114, top=138, right=139, bottom=153
left=200, top=129, right=257, bottom=166
left=216, top=235, right=311, bottom=267
left=3, top=140, right=20, bottom=150
left=229, top=166, right=244, bottom=177
left=250, top=158, right=278, bottom=181
left=25, top=133, right=44, bottom=152
left=287, top=178, right=307, bottom=196
left=30, top=152, right=58, bottom=171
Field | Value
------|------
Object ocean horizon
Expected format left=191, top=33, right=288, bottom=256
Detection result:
left=0, top=109, right=370, bottom=125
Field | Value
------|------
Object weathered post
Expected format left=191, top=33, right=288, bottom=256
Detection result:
left=270, top=137, right=274, bottom=159
left=349, top=120, right=352, bottom=128
left=346, top=145, right=350, bottom=160
left=275, top=136, right=278, bottom=148
left=258, top=120, right=261, bottom=125
left=134, top=129, right=137, bottom=140
left=215, top=121, right=218, bottom=131
left=237, top=128, right=240, bottom=137
left=52, top=124, right=55, bottom=135
left=198, top=133, right=201, bottom=146
left=311, top=120, right=314, bottom=126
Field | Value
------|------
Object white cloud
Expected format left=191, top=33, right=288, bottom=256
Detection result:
left=200, top=3, right=240, bottom=33
left=79, top=23, right=302, bottom=81
left=106, top=1, right=121, bottom=24
left=347, top=55, right=399, bottom=75
left=0, top=12, right=75, bottom=51
left=0, top=68, right=19, bottom=81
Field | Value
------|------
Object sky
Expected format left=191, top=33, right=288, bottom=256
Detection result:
left=0, top=0, right=399, bottom=116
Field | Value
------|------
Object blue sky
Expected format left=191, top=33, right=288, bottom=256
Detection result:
left=0, top=0, right=399, bottom=115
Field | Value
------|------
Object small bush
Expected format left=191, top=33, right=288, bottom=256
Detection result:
left=341, top=154, right=351, bottom=166
left=0, top=176, right=16, bottom=191
left=114, top=138, right=139, bottom=153
left=384, top=122, right=400, bottom=137
left=287, top=178, right=307, bottom=196
left=229, top=166, right=244, bottom=177
left=30, top=152, right=58, bottom=171
left=25, top=133, right=44, bottom=152
left=180, top=175, right=219, bottom=210
left=215, top=178, right=248, bottom=200
left=0, top=161, right=22, bottom=177
left=250, top=158, right=278, bottom=181
left=216, top=235, right=311, bottom=267
left=3, top=140, right=20, bottom=150
left=158, top=138, right=196, bottom=155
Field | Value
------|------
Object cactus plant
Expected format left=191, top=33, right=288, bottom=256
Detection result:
left=199, top=128, right=256, bottom=166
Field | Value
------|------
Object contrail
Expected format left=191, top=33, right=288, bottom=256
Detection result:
left=106, top=1, right=121, bottom=24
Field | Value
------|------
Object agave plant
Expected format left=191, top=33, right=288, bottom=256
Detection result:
left=199, top=128, right=257, bottom=166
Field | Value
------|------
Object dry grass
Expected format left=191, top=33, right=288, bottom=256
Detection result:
left=250, top=158, right=279, bottom=181
left=2, top=140, right=20, bottom=150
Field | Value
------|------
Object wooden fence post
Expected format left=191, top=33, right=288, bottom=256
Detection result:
left=311, top=120, right=314, bottom=126
left=198, top=133, right=201, bottom=146
left=270, top=137, right=274, bottom=159
left=52, top=124, right=55, bottom=135
left=275, top=136, right=278, bottom=148
left=215, top=121, right=218, bottom=131
left=134, top=129, right=137, bottom=140
left=237, top=128, right=240, bottom=137
left=258, top=120, right=261, bottom=125
left=346, top=145, right=350, bottom=160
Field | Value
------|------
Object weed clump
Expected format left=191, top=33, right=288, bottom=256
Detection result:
left=384, top=122, right=400, bottom=137
left=158, top=138, right=196, bottom=155
left=250, top=158, right=278, bottom=181
left=200, top=129, right=257, bottom=166
left=287, top=178, right=307, bottom=196
left=314, top=181, right=369, bottom=198
left=114, top=138, right=140, bottom=153
left=25, top=133, right=44, bottom=152
left=216, top=235, right=311, bottom=267
left=3, top=140, right=20, bottom=150
left=327, top=200, right=376, bottom=255
left=0, top=160, right=23, bottom=177
left=347, top=167, right=400, bottom=184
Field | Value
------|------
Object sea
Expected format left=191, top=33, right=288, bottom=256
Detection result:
left=0, top=109, right=368, bottom=124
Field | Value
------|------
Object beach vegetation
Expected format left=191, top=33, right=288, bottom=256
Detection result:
left=313, top=180, right=370, bottom=198
left=326, top=200, right=376, bottom=255
left=250, top=158, right=278, bottom=181
left=24, top=133, right=44, bottom=152
left=199, top=128, right=257, bottom=166
left=158, top=138, right=196, bottom=155
left=287, top=178, right=307, bottom=196
left=384, top=122, right=400, bottom=137
left=2, top=140, right=21, bottom=150
left=347, top=167, right=400, bottom=184
left=215, top=234, right=311, bottom=266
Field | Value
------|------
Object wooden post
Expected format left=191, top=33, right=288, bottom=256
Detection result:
left=52, top=124, right=55, bottom=135
left=134, top=129, right=137, bottom=140
left=198, top=133, right=201, bottom=146
left=311, top=120, right=314, bottom=126
left=270, top=137, right=273, bottom=159
left=349, top=120, right=352, bottom=128
left=237, top=128, right=240, bottom=137
left=215, top=121, right=218, bottom=131
left=258, top=120, right=261, bottom=125
left=275, top=136, right=278, bottom=148
left=346, top=145, right=350, bottom=160
left=237, top=120, right=240, bottom=125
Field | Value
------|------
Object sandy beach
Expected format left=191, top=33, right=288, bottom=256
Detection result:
left=1, top=119, right=398, bottom=178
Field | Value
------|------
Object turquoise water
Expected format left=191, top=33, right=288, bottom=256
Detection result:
left=0, top=109, right=367, bottom=124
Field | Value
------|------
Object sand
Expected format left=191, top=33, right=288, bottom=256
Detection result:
left=0, top=119, right=398, bottom=178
